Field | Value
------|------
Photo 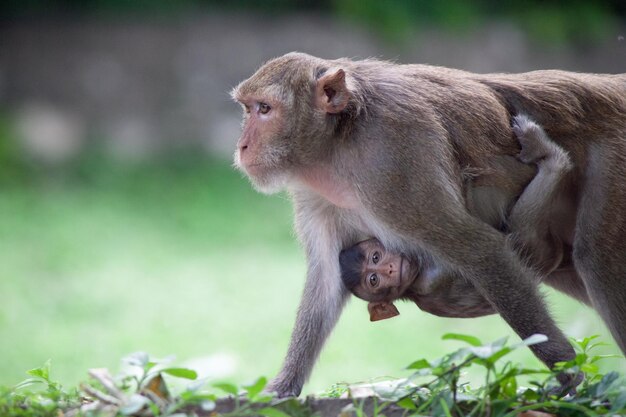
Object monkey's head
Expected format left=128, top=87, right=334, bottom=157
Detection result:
left=231, top=52, right=358, bottom=193
left=339, top=238, right=419, bottom=321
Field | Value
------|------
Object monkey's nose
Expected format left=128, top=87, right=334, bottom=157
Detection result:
left=240, top=145, right=248, bottom=152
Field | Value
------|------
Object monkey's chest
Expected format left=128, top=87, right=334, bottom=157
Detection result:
left=297, top=168, right=360, bottom=209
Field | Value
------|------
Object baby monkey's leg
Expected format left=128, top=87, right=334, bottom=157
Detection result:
left=508, top=115, right=573, bottom=274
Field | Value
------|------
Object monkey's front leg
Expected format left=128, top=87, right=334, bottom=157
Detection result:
left=267, top=260, right=349, bottom=397
left=266, top=199, right=351, bottom=397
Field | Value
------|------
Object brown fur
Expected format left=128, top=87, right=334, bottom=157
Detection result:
left=232, top=53, right=626, bottom=397
left=343, top=116, right=589, bottom=321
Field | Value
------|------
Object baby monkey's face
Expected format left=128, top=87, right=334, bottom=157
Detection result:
left=352, top=239, right=419, bottom=302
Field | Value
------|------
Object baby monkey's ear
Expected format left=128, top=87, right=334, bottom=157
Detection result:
left=368, top=301, right=400, bottom=321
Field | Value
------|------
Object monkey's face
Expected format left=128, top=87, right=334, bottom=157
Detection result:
left=232, top=87, right=292, bottom=194
left=232, top=53, right=353, bottom=194
left=352, top=239, right=418, bottom=303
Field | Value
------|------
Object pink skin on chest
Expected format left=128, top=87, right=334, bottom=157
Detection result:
left=297, top=166, right=360, bottom=209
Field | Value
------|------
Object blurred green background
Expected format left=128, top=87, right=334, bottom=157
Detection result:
left=0, top=0, right=625, bottom=395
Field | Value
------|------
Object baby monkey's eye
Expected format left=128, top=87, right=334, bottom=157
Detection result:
left=372, top=251, right=380, bottom=264
left=259, top=102, right=271, bottom=114
left=244, top=104, right=251, bottom=114
left=369, top=273, right=379, bottom=287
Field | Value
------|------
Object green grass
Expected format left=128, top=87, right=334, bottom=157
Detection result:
left=0, top=155, right=623, bottom=396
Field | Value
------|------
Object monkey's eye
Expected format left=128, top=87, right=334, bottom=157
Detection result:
left=259, top=102, right=271, bottom=114
left=244, top=104, right=251, bottom=114
left=369, top=273, right=379, bottom=287
left=372, top=251, right=380, bottom=264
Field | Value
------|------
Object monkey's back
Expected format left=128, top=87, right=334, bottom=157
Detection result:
left=473, top=70, right=626, bottom=136
left=348, top=58, right=625, bottom=142
left=374, top=63, right=624, bottom=173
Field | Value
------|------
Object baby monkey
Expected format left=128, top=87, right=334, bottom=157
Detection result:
left=340, top=115, right=574, bottom=321
left=340, top=237, right=496, bottom=320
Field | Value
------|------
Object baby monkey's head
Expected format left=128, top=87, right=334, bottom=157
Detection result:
left=339, top=238, right=419, bottom=321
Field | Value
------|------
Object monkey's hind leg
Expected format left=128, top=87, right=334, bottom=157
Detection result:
left=573, top=140, right=626, bottom=355
left=508, top=115, right=572, bottom=274
left=512, top=115, right=572, bottom=171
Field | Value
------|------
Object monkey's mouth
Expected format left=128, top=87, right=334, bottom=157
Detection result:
left=241, top=161, right=262, bottom=173
left=241, top=162, right=270, bottom=181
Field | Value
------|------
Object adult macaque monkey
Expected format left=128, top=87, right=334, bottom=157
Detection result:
left=232, top=52, right=626, bottom=397
left=341, top=116, right=590, bottom=321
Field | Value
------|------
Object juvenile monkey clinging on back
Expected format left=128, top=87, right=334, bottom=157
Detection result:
left=232, top=52, right=626, bottom=397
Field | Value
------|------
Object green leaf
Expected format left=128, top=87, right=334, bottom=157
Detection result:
left=578, top=335, right=599, bottom=351
left=442, top=333, right=482, bottom=347
left=252, top=394, right=274, bottom=403
left=590, top=354, right=622, bottom=363
left=596, top=371, right=619, bottom=396
left=587, top=341, right=610, bottom=351
left=13, top=378, right=44, bottom=390
left=575, top=353, right=588, bottom=366
left=501, top=376, right=517, bottom=398
left=147, top=402, right=161, bottom=415
left=213, top=382, right=239, bottom=396
left=396, top=397, right=417, bottom=410
left=467, top=344, right=503, bottom=359
left=407, top=359, right=430, bottom=370
left=438, top=397, right=454, bottom=417
left=580, top=363, right=599, bottom=374
left=243, top=376, right=267, bottom=400
left=161, top=368, right=198, bottom=380
left=258, top=406, right=292, bottom=417
left=27, top=359, right=51, bottom=381
left=612, top=388, right=626, bottom=411
left=521, top=387, right=540, bottom=401
left=179, top=391, right=217, bottom=406
left=485, top=347, right=513, bottom=363
left=515, top=368, right=550, bottom=376
left=482, top=334, right=547, bottom=364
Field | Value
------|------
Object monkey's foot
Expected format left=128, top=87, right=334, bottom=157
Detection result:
left=265, top=377, right=302, bottom=398
left=512, top=115, right=572, bottom=171
left=550, top=370, right=584, bottom=397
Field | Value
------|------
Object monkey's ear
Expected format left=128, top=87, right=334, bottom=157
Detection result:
left=316, top=68, right=350, bottom=114
left=368, top=302, right=400, bottom=322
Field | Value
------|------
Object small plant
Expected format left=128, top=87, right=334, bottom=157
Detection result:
left=0, top=360, right=81, bottom=417
left=1, top=336, right=624, bottom=416
left=345, top=334, right=626, bottom=417
left=3, top=353, right=309, bottom=417
left=75, top=352, right=288, bottom=416
left=320, top=382, right=350, bottom=399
